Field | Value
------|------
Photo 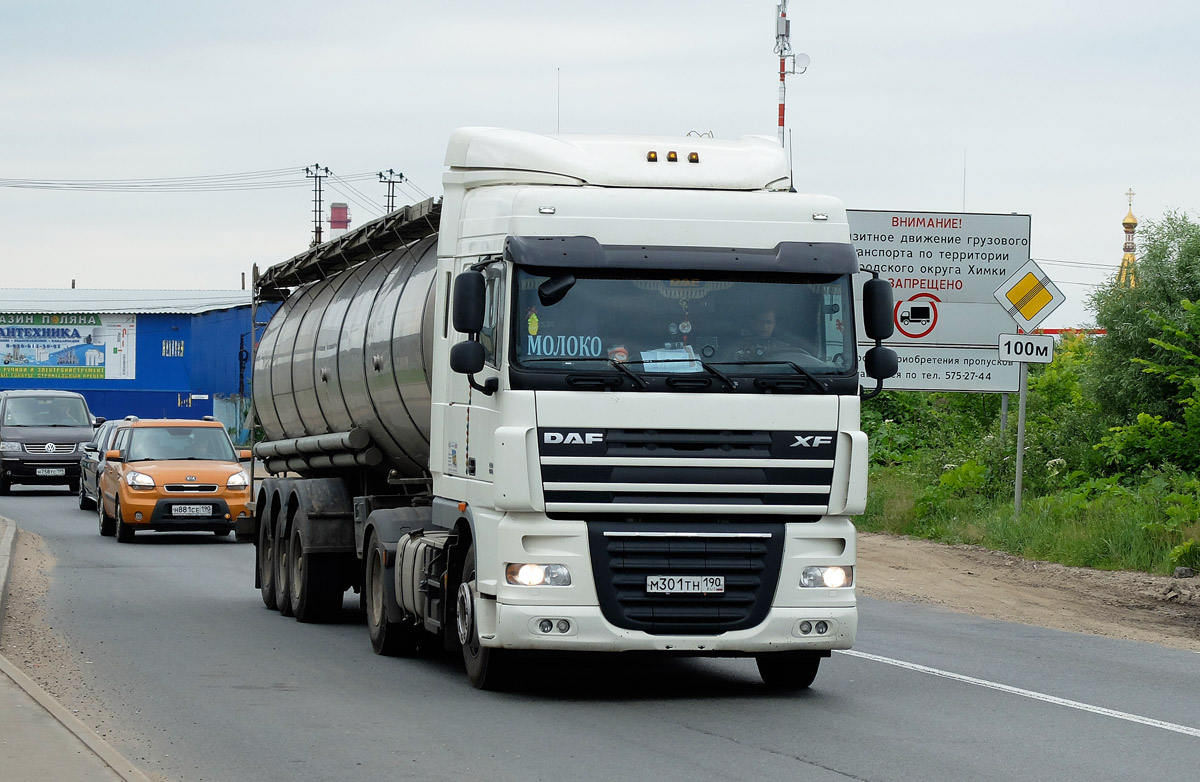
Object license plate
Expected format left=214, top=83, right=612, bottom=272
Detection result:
left=173, top=504, right=212, bottom=517
left=36, top=468, right=66, bottom=477
left=645, top=575, right=725, bottom=594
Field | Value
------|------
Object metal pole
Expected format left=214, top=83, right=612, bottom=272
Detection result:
left=775, top=1, right=790, bottom=146
left=1014, top=364, right=1028, bottom=518
left=999, top=393, right=1009, bottom=434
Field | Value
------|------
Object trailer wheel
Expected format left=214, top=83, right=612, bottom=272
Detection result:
left=457, top=542, right=510, bottom=690
left=258, top=510, right=276, bottom=610
left=290, top=526, right=342, bottom=623
left=275, top=516, right=294, bottom=618
left=365, top=532, right=419, bottom=656
left=755, top=653, right=821, bottom=691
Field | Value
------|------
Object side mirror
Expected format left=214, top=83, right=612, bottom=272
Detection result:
left=452, top=271, right=486, bottom=334
left=93, top=416, right=107, bottom=427
left=450, top=340, right=486, bottom=375
left=239, top=450, right=253, bottom=462
left=105, top=449, right=123, bottom=462
left=862, top=277, right=894, bottom=340
left=864, top=346, right=898, bottom=380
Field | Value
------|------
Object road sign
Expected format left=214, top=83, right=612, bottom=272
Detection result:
left=856, top=345, right=1020, bottom=393
left=993, top=260, right=1064, bottom=332
left=998, top=333, right=1055, bottom=364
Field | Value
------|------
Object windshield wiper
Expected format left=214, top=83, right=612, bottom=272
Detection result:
left=522, top=357, right=648, bottom=389
left=710, top=360, right=829, bottom=393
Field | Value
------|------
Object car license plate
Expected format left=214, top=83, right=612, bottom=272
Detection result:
left=174, top=504, right=212, bottom=517
left=36, top=468, right=66, bottom=477
left=645, top=575, right=725, bottom=594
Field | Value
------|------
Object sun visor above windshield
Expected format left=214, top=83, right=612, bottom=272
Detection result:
left=504, top=236, right=857, bottom=275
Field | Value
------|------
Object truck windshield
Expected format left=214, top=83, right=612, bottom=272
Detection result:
left=512, top=268, right=854, bottom=379
left=3, top=397, right=90, bottom=426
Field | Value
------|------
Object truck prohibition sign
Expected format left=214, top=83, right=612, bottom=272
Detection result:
left=997, top=333, right=1054, bottom=364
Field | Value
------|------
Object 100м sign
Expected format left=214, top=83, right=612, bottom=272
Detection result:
left=997, top=333, right=1054, bottom=364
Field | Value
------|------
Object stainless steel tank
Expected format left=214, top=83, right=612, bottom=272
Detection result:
left=253, top=236, right=438, bottom=478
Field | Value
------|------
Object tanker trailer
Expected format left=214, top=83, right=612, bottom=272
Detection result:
left=243, top=127, right=897, bottom=691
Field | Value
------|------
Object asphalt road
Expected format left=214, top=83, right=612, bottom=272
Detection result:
left=2, top=489, right=1197, bottom=782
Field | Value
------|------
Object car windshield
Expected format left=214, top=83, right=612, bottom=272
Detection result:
left=127, top=427, right=236, bottom=462
left=513, top=268, right=854, bottom=376
left=3, top=397, right=90, bottom=426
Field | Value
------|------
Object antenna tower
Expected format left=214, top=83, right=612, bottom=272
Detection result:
left=774, top=2, right=809, bottom=147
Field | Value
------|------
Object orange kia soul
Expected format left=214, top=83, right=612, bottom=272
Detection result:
left=97, top=417, right=252, bottom=542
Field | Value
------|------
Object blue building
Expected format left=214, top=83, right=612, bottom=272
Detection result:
left=0, top=289, right=276, bottom=444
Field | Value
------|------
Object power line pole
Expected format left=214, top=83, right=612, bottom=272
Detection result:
left=305, top=164, right=330, bottom=246
left=378, top=169, right=406, bottom=213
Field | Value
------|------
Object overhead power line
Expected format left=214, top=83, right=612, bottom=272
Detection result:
left=0, top=169, right=388, bottom=193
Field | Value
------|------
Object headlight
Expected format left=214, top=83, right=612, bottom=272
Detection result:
left=125, top=471, right=156, bottom=489
left=800, top=565, right=853, bottom=588
left=505, top=563, right=572, bottom=586
left=0, top=441, right=20, bottom=452
left=227, top=470, right=249, bottom=489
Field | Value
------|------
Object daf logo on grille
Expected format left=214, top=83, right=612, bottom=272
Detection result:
left=45, top=443, right=57, bottom=453
left=544, top=431, right=604, bottom=445
left=186, top=476, right=197, bottom=481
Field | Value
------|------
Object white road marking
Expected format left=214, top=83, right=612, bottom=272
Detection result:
left=838, top=649, right=1200, bottom=738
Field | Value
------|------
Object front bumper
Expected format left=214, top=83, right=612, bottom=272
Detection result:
left=118, top=493, right=250, bottom=533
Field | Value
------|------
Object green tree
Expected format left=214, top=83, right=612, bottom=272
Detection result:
left=1088, top=210, right=1200, bottom=423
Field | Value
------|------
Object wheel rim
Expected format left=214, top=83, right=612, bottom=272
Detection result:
left=290, top=530, right=303, bottom=597
left=456, top=580, right=474, bottom=648
left=259, top=528, right=273, bottom=586
left=369, top=551, right=385, bottom=628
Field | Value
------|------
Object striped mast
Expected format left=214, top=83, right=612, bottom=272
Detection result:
left=775, top=2, right=791, bottom=146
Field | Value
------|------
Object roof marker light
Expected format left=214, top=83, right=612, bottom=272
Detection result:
left=667, top=151, right=678, bottom=162
left=646, top=151, right=658, bottom=162
left=688, top=152, right=700, bottom=163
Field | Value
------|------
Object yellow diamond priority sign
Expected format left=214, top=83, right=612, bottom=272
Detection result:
left=993, top=260, right=1064, bottom=331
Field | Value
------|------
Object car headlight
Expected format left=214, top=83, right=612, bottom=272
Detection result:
left=800, top=565, right=853, bottom=588
left=505, top=563, right=572, bottom=586
left=0, top=441, right=20, bottom=453
left=125, top=471, right=156, bottom=489
left=226, top=470, right=249, bottom=489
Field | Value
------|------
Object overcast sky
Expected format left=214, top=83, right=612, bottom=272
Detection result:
left=3, top=0, right=1196, bottom=328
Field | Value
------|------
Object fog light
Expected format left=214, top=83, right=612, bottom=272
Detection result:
left=815, top=621, right=829, bottom=635
left=799, top=621, right=812, bottom=635
left=539, top=619, right=553, bottom=634
left=134, top=512, right=143, bottom=521
left=556, top=619, right=570, bottom=633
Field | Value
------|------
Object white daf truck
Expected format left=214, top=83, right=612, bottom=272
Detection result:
left=242, top=127, right=897, bottom=690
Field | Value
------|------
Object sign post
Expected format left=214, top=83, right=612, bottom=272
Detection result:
left=997, top=332, right=1055, bottom=517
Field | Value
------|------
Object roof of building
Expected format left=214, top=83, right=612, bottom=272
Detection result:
left=0, top=289, right=252, bottom=315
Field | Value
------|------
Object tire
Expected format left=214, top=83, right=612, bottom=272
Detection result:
left=97, top=494, right=115, bottom=537
left=275, top=515, right=294, bottom=617
left=457, top=541, right=510, bottom=690
left=258, top=511, right=277, bottom=610
left=755, top=653, right=821, bottom=691
left=78, top=479, right=93, bottom=510
left=364, top=532, right=420, bottom=656
left=115, top=500, right=134, bottom=543
left=289, top=525, right=343, bottom=623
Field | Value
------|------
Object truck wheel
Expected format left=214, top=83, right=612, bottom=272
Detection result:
left=365, top=532, right=419, bottom=656
left=275, top=519, right=294, bottom=617
left=755, top=653, right=821, bottom=691
left=457, top=542, right=510, bottom=690
left=290, top=526, right=342, bottom=623
left=98, top=495, right=115, bottom=537
left=115, top=501, right=134, bottom=543
left=258, top=513, right=277, bottom=610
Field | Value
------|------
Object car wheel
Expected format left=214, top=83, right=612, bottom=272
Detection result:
left=258, top=511, right=277, bottom=610
left=115, top=500, right=134, bottom=543
left=364, top=531, right=420, bottom=656
left=755, top=653, right=821, bottom=691
left=98, top=494, right=115, bottom=537
left=289, top=525, right=343, bottom=623
left=78, top=479, right=92, bottom=510
left=458, top=541, right=510, bottom=690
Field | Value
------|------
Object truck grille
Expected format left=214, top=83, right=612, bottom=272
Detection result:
left=587, top=521, right=784, bottom=635
left=24, top=442, right=77, bottom=454
left=539, top=428, right=836, bottom=515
